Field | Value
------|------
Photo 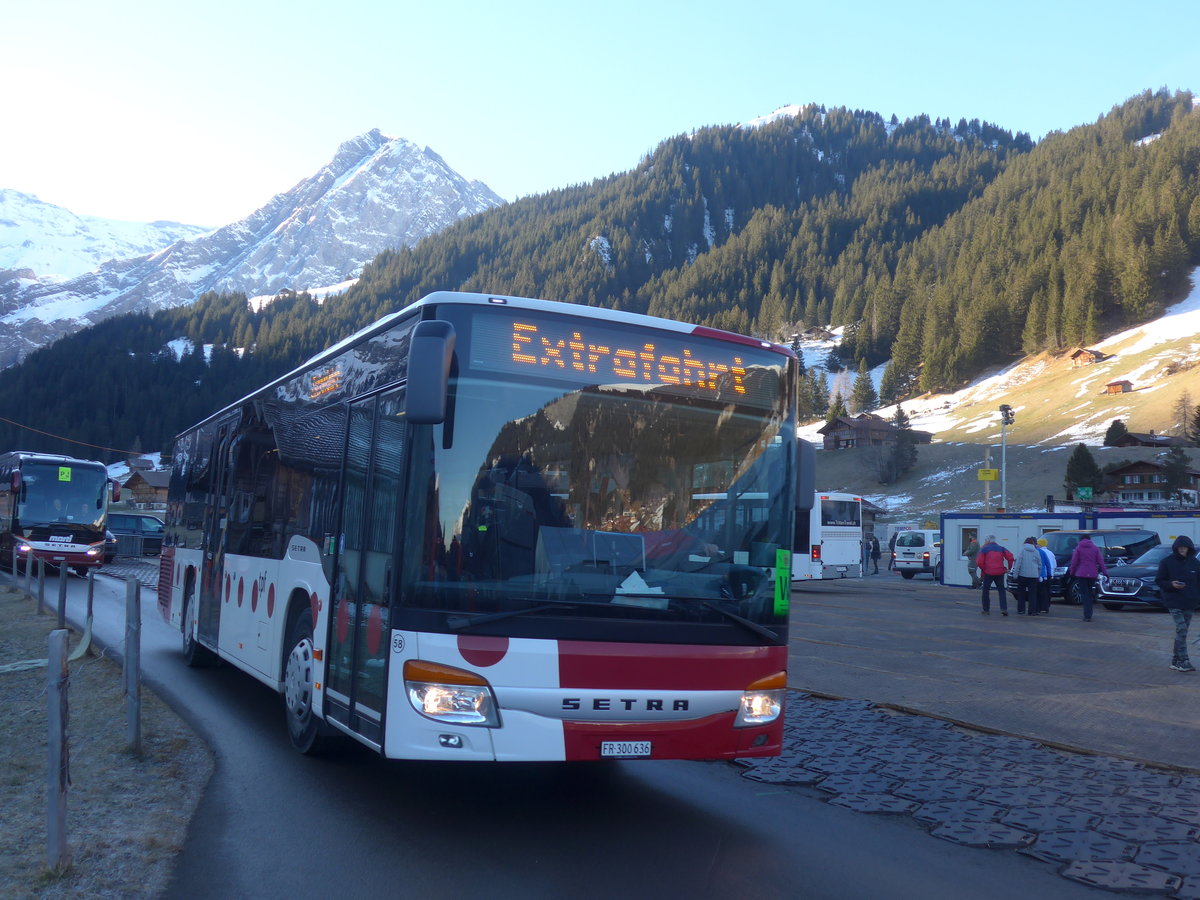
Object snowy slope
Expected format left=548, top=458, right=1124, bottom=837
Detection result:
left=0, top=189, right=209, bottom=282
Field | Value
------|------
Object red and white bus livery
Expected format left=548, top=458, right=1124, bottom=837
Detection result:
left=1, top=451, right=117, bottom=576
left=159, top=291, right=802, bottom=761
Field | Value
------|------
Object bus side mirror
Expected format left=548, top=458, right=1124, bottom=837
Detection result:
left=110, top=479, right=121, bottom=502
left=795, top=439, right=815, bottom=511
left=406, top=320, right=456, bottom=425
left=9, top=470, right=18, bottom=493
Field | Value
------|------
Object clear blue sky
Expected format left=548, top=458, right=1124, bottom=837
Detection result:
left=3, top=0, right=1196, bottom=226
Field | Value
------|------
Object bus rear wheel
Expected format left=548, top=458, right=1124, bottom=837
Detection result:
left=900, top=571, right=915, bottom=579
left=284, top=609, right=334, bottom=755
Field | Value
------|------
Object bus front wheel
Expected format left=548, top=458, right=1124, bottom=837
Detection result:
left=284, top=609, right=334, bottom=755
left=182, top=580, right=215, bottom=668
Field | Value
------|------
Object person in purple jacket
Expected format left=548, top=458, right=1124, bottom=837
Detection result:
left=1067, top=535, right=1108, bottom=622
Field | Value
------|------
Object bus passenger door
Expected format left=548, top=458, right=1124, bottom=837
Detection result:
left=326, top=390, right=405, bottom=747
left=198, top=421, right=235, bottom=648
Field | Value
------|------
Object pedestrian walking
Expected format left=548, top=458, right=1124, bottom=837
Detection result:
left=965, top=535, right=981, bottom=589
left=1154, top=535, right=1200, bottom=672
left=869, top=535, right=881, bottom=574
left=862, top=537, right=871, bottom=574
left=887, top=532, right=897, bottom=571
left=976, top=534, right=1014, bottom=615
left=1012, top=537, right=1045, bottom=615
left=1067, top=535, right=1108, bottom=622
left=1036, top=537, right=1055, bottom=614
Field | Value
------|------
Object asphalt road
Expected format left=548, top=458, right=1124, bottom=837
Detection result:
left=7, top=565, right=1109, bottom=899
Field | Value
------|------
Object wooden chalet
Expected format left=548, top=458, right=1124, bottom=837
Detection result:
left=122, top=469, right=170, bottom=507
left=817, top=413, right=934, bottom=451
left=1104, top=459, right=1200, bottom=505
left=1110, top=430, right=1181, bottom=449
left=1070, top=348, right=1107, bottom=367
left=1104, top=380, right=1133, bottom=394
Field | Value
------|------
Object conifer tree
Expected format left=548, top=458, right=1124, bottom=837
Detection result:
left=850, top=359, right=878, bottom=414
left=1064, top=443, right=1104, bottom=498
left=1103, top=419, right=1129, bottom=447
left=826, top=391, right=848, bottom=423
left=1188, top=405, right=1200, bottom=448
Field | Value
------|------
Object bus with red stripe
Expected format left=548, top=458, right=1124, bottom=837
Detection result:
left=158, top=291, right=806, bottom=761
left=1, top=451, right=118, bottom=576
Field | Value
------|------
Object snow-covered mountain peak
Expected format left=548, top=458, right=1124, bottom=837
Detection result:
left=0, top=131, right=506, bottom=368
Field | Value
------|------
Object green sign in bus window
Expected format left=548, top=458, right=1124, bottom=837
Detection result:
left=774, top=548, right=791, bottom=616
left=58, top=467, right=72, bottom=482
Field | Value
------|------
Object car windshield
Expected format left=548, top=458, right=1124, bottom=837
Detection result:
left=896, top=533, right=927, bottom=548
left=1132, top=546, right=1172, bottom=566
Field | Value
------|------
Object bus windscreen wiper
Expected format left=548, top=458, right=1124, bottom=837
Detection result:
left=447, top=600, right=579, bottom=632
left=668, top=596, right=780, bottom=641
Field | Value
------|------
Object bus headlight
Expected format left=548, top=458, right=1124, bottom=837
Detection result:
left=736, top=671, right=786, bottom=727
left=404, top=660, right=499, bottom=727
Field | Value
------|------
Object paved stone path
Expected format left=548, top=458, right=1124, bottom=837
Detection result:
left=742, top=693, right=1200, bottom=896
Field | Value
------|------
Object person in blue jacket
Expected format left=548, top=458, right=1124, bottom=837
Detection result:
left=1155, top=535, right=1200, bottom=672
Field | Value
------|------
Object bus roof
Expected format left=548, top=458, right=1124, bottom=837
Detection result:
left=176, top=291, right=795, bottom=439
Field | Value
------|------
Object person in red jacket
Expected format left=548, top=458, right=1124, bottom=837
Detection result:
left=976, top=534, right=1015, bottom=616
left=1067, top=535, right=1108, bottom=622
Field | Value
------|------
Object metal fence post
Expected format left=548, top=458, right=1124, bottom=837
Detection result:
left=125, top=577, right=142, bottom=754
left=87, top=568, right=95, bottom=622
left=47, top=629, right=70, bottom=868
left=25, top=550, right=33, bottom=593
left=57, top=567, right=67, bottom=629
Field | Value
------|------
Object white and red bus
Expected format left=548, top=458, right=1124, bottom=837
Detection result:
left=791, top=491, right=864, bottom=580
left=159, top=291, right=802, bottom=762
left=0, top=451, right=117, bottom=576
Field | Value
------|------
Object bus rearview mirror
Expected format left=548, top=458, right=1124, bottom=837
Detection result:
left=407, top=320, right=456, bottom=424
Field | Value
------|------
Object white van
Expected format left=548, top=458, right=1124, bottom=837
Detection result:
left=893, top=529, right=942, bottom=580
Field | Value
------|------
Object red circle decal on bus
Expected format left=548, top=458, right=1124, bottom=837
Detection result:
left=251, top=580, right=258, bottom=612
left=237, top=577, right=244, bottom=608
left=457, top=634, right=509, bottom=668
left=310, top=592, right=319, bottom=629
left=267, top=584, right=275, bottom=618
left=366, top=605, right=383, bottom=656
left=225, top=574, right=231, bottom=603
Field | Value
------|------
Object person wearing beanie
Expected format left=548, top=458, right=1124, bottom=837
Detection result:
left=1035, top=537, right=1056, bottom=615
left=1012, top=537, right=1044, bottom=616
left=1155, top=535, right=1200, bottom=672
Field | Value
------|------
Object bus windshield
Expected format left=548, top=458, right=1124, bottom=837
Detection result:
left=399, top=305, right=793, bottom=640
left=17, top=462, right=107, bottom=530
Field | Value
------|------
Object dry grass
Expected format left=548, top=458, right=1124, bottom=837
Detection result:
left=0, top=583, right=212, bottom=899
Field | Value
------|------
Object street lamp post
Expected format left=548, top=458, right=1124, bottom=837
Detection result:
left=999, top=404, right=1015, bottom=512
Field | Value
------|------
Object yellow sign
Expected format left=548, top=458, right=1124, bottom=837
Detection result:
left=977, top=468, right=999, bottom=481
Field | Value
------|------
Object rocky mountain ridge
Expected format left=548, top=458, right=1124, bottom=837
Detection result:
left=0, top=130, right=505, bottom=368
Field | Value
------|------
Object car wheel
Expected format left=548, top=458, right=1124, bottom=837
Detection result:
left=1067, top=579, right=1093, bottom=606
left=900, top=571, right=914, bottom=579
left=284, top=609, right=335, bottom=755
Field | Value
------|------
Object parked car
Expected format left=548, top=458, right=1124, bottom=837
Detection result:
left=107, top=512, right=165, bottom=556
left=1007, top=528, right=1161, bottom=605
left=894, top=530, right=942, bottom=580
left=1097, top=545, right=1173, bottom=610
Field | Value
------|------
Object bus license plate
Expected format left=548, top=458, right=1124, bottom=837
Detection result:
left=601, top=741, right=651, bottom=758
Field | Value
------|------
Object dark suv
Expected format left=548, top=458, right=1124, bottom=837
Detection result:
left=1020, top=529, right=1161, bottom=605
left=107, top=512, right=165, bottom=556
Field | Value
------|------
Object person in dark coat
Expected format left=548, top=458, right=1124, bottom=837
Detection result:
left=887, top=532, right=897, bottom=571
left=870, top=535, right=881, bottom=574
left=1067, top=535, right=1108, bottom=622
left=1155, top=535, right=1200, bottom=672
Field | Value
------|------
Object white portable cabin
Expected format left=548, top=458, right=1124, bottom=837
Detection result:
left=939, top=512, right=1088, bottom=587
left=1092, top=511, right=1200, bottom=547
